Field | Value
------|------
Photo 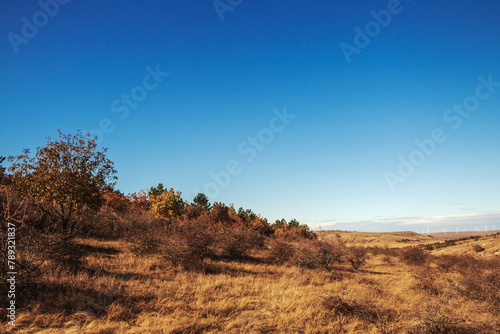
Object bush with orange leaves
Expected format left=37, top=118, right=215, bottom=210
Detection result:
left=101, top=188, right=130, bottom=213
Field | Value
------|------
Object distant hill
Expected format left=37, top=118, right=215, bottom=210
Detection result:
left=316, top=230, right=441, bottom=248
left=428, top=230, right=500, bottom=240
left=317, top=230, right=500, bottom=256
left=429, top=232, right=500, bottom=257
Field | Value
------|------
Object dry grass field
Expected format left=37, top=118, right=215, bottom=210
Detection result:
left=315, top=231, right=439, bottom=248
left=2, top=231, right=499, bottom=334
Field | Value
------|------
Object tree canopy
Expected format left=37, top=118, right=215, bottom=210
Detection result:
left=8, top=130, right=117, bottom=233
left=149, top=184, right=184, bottom=220
left=192, top=193, right=211, bottom=211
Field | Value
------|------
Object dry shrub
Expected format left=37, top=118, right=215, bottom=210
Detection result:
left=291, top=242, right=321, bottom=269
left=269, top=238, right=351, bottom=271
left=413, top=267, right=441, bottom=296
left=434, top=254, right=460, bottom=271
left=269, top=238, right=295, bottom=265
left=272, top=225, right=316, bottom=240
left=316, top=239, right=347, bottom=270
left=400, top=246, right=428, bottom=266
left=472, top=244, right=484, bottom=252
left=454, top=265, right=500, bottom=309
left=130, top=226, right=165, bottom=256
left=346, top=246, right=367, bottom=271
left=433, top=255, right=500, bottom=311
left=215, top=228, right=263, bottom=260
left=78, top=207, right=122, bottom=239
left=79, top=201, right=160, bottom=240
left=163, top=221, right=215, bottom=272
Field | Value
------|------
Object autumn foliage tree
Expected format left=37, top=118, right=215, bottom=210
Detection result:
left=8, top=130, right=117, bottom=234
left=148, top=184, right=184, bottom=220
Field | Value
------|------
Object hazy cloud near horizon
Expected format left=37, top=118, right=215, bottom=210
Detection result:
left=310, top=211, right=500, bottom=233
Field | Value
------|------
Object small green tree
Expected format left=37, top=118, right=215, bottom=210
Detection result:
left=237, top=207, right=256, bottom=222
left=8, top=130, right=117, bottom=234
left=288, top=219, right=300, bottom=228
left=192, top=193, right=211, bottom=211
left=272, top=218, right=287, bottom=228
left=148, top=183, right=165, bottom=197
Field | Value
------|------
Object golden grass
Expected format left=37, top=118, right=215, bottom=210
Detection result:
left=2, top=233, right=499, bottom=333
left=315, top=230, right=440, bottom=248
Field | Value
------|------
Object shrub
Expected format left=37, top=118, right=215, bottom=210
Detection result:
left=163, top=221, right=214, bottom=272
left=269, top=239, right=295, bottom=265
left=216, top=228, right=263, bottom=260
left=346, top=246, right=367, bottom=271
left=400, top=246, right=427, bottom=266
left=316, top=239, right=346, bottom=271
left=291, top=242, right=321, bottom=269
left=413, top=267, right=441, bottom=296
left=453, top=262, right=500, bottom=309
left=130, top=227, right=165, bottom=256
left=445, top=239, right=456, bottom=246
left=271, top=239, right=349, bottom=271
left=472, top=244, right=484, bottom=253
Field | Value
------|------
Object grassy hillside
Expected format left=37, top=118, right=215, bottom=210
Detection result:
left=2, top=232, right=499, bottom=333
left=315, top=230, right=441, bottom=248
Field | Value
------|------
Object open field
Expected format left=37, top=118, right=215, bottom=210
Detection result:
left=428, top=230, right=500, bottom=240
left=315, top=230, right=441, bottom=248
left=2, top=231, right=499, bottom=333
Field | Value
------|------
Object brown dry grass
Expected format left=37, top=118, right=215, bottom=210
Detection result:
left=2, top=233, right=499, bottom=333
left=316, top=230, right=441, bottom=248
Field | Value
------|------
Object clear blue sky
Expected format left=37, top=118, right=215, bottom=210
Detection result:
left=1, top=0, right=499, bottom=231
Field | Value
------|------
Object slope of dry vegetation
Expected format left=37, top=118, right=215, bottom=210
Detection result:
left=1, top=228, right=499, bottom=333
left=1, top=134, right=499, bottom=333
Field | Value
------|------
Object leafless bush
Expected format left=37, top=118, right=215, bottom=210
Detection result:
left=162, top=221, right=215, bottom=272
left=291, top=242, right=321, bottom=269
left=400, top=246, right=428, bottom=266
left=413, top=267, right=441, bottom=296
left=346, top=246, right=367, bottom=271
left=78, top=201, right=161, bottom=240
left=216, top=228, right=263, bottom=260
left=315, top=239, right=346, bottom=271
left=269, top=238, right=295, bottom=265
left=130, top=226, right=165, bottom=256
left=269, top=238, right=351, bottom=271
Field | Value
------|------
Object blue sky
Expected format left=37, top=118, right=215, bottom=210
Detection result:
left=1, top=0, right=499, bottom=231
